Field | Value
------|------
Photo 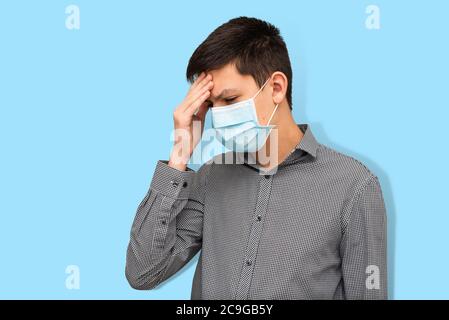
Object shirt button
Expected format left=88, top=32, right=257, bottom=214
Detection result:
left=182, top=181, right=188, bottom=188
left=161, top=219, right=166, bottom=225
left=246, top=259, right=252, bottom=266
left=256, top=215, right=261, bottom=221
left=264, top=175, right=271, bottom=179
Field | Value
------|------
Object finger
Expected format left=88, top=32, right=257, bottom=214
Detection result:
left=178, top=81, right=210, bottom=113
left=188, top=73, right=212, bottom=97
left=185, top=90, right=210, bottom=116
left=185, top=80, right=213, bottom=107
left=178, top=81, right=212, bottom=113
left=195, top=100, right=210, bottom=120
left=190, top=71, right=207, bottom=90
left=188, top=72, right=208, bottom=94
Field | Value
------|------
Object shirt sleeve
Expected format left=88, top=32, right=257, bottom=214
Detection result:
left=340, top=175, right=388, bottom=299
left=125, top=160, right=210, bottom=290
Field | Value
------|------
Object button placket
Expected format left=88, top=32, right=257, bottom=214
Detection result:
left=234, top=174, right=274, bottom=299
left=170, top=180, right=179, bottom=188
left=151, top=196, right=175, bottom=256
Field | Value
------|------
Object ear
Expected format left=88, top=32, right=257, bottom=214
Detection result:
left=271, top=71, right=288, bottom=105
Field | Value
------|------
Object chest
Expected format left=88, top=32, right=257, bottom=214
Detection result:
left=203, top=164, right=343, bottom=256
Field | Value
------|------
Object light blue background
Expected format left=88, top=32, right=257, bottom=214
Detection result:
left=0, top=0, right=448, bottom=299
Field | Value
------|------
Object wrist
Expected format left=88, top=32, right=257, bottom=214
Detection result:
left=168, top=149, right=190, bottom=171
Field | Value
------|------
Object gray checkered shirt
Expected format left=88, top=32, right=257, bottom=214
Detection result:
left=125, top=123, right=387, bottom=299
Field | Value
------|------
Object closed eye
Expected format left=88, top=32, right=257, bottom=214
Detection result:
left=207, top=96, right=238, bottom=108
left=224, top=96, right=237, bottom=103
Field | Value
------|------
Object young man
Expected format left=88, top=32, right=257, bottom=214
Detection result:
left=125, top=16, right=387, bottom=299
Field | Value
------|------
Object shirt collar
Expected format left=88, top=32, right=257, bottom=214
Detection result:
left=294, top=123, right=319, bottom=158
left=237, top=123, right=319, bottom=169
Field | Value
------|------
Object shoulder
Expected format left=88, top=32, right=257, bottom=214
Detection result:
left=315, top=145, right=386, bottom=232
left=316, top=143, right=381, bottom=193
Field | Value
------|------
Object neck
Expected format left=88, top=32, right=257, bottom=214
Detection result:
left=255, top=106, right=303, bottom=170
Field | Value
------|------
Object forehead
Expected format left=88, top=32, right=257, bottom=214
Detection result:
left=207, top=63, right=257, bottom=93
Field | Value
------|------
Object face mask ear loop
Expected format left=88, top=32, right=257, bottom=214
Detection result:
left=252, top=78, right=273, bottom=125
left=252, top=78, right=271, bottom=100
left=267, top=103, right=279, bottom=126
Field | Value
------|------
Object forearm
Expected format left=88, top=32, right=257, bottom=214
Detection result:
left=125, top=160, right=204, bottom=290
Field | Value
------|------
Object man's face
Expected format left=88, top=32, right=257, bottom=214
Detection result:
left=205, top=63, right=275, bottom=126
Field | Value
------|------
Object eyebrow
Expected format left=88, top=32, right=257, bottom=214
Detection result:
left=206, top=88, right=240, bottom=103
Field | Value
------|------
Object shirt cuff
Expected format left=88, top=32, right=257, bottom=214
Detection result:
left=150, top=160, right=195, bottom=199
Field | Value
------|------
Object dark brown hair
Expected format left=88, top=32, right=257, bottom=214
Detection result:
left=186, top=16, right=293, bottom=109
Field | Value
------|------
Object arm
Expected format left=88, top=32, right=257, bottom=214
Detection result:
left=125, top=71, right=214, bottom=290
left=340, top=175, right=388, bottom=299
left=125, top=160, right=210, bottom=290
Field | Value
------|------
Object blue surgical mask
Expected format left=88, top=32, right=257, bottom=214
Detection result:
left=211, top=78, right=279, bottom=152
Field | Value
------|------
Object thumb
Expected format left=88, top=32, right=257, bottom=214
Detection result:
left=195, top=102, right=209, bottom=121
